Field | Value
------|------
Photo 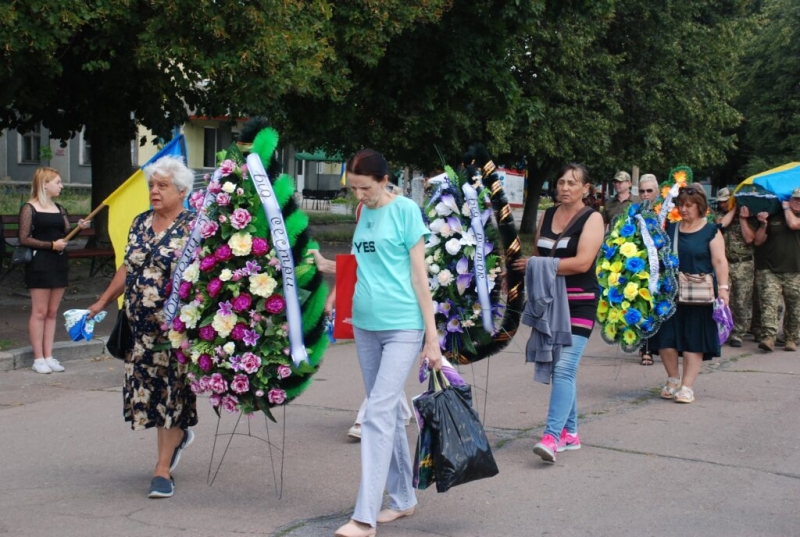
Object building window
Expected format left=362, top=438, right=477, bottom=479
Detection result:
left=204, top=128, right=221, bottom=168
left=80, top=129, right=91, bottom=165
left=19, top=126, right=42, bottom=163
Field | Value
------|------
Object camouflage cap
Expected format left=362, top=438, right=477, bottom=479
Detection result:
left=716, top=188, right=731, bottom=201
left=792, top=187, right=800, bottom=198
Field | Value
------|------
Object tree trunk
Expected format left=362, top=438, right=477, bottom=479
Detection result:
left=519, top=162, right=557, bottom=235
left=87, top=110, right=138, bottom=245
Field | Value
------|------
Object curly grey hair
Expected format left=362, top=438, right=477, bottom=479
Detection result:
left=143, top=155, right=193, bottom=195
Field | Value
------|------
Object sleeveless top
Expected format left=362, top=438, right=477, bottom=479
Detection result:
left=536, top=206, right=599, bottom=338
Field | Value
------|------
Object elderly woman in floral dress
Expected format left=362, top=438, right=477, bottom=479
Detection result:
left=88, top=156, right=197, bottom=499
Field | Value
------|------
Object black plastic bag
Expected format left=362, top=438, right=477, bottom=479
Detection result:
left=414, top=371, right=499, bottom=493
left=106, top=310, right=133, bottom=360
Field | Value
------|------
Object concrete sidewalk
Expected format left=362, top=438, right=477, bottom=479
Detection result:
left=1, top=327, right=798, bottom=537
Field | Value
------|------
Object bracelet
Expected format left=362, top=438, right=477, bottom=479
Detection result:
left=51, top=241, right=56, bottom=250
left=719, top=284, right=729, bottom=290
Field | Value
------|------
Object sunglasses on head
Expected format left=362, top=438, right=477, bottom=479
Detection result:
left=678, top=185, right=703, bottom=195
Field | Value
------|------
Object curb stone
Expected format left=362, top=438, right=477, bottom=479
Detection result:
left=0, top=338, right=107, bottom=372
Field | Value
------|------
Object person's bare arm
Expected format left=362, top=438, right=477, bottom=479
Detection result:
left=738, top=206, right=756, bottom=244
left=410, top=238, right=442, bottom=371
left=754, top=211, right=769, bottom=246
left=710, top=229, right=730, bottom=305
left=781, top=202, right=800, bottom=230
left=555, top=212, right=604, bottom=275
left=87, top=265, right=126, bottom=318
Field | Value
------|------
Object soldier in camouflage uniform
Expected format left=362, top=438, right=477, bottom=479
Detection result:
left=752, top=187, right=800, bottom=352
left=715, top=188, right=757, bottom=347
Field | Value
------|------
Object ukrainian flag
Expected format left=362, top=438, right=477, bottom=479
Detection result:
left=103, top=135, right=186, bottom=271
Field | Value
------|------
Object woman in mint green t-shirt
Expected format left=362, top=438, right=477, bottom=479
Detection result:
left=335, top=149, right=441, bottom=537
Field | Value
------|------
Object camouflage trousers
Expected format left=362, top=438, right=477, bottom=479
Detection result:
left=754, top=270, right=800, bottom=342
left=729, top=260, right=755, bottom=339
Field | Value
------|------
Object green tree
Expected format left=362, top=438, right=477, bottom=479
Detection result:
left=735, top=0, right=800, bottom=177
left=0, top=0, right=449, bottom=234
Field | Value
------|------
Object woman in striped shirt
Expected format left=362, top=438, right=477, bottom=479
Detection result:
left=512, top=163, right=604, bottom=462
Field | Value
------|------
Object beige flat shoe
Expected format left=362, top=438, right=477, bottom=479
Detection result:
left=377, top=506, right=415, bottom=524
left=674, top=386, right=695, bottom=404
left=334, top=520, right=376, bottom=537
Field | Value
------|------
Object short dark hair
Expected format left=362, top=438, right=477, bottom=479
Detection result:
left=346, top=149, right=389, bottom=181
left=676, top=183, right=709, bottom=215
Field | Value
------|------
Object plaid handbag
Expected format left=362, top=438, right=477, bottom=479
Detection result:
left=673, top=225, right=715, bottom=305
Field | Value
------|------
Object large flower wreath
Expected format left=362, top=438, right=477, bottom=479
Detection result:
left=169, top=121, right=328, bottom=419
left=423, top=145, right=523, bottom=364
left=652, top=165, right=715, bottom=225
left=596, top=203, right=679, bottom=352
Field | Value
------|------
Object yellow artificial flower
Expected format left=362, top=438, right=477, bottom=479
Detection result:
left=601, top=260, right=611, bottom=270
left=608, top=272, right=621, bottom=286
left=603, top=323, right=618, bottom=340
left=249, top=273, right=277, bottom=297
left=624, top=282, right=639, bottom=301
left=229, top=232, right=253, bottom=256
left=637, top=270, right=650, bottom=280
left=638, top=288, right=653, bottom=301
left=598, top=299, right=609, bottom=313
left=607, top=308, right=620, bottom=323
left=610, top=261, right=623, bottom=273
left=621, top=300, right=631, bottom=310
left=613, top=237, right=626, bottom=246
left=619, top=242, right=638, bottom=258
left=622, top=329, right=638, bottom=345
left=597, top=309, right=607, bottom=322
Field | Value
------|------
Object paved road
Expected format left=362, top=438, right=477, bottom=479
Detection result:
left=1, top=328, right=798, bottom=537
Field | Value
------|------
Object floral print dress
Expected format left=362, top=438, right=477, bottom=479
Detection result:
left=122, top=210, right=198, bottom=431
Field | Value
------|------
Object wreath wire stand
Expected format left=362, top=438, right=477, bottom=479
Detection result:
left=206, top=405, right=287, bottom=499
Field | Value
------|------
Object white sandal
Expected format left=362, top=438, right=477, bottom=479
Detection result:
left=674, top=386, right=695, bottom=404
left=660, top=377, right=681, bottom=399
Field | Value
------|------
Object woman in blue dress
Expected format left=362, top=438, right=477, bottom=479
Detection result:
left=649, top=184, right=729, bottom=403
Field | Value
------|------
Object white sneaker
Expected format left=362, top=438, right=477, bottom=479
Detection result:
left=347, top=424, right=362, bottom=440
left=44, top=357, right=65, bottom=372
left=32, top=359, right=52, bottom=374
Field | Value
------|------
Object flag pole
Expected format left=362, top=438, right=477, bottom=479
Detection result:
left=63, top=203, right=108, bottom=241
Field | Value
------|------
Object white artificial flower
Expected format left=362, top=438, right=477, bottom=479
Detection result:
left=429, top=218, right=446, bottom=234
left=429, top=263, right=441, bottom=274
left=180, top=304, right=201, bottom=329
left=219, top=268, right=233, bottom=282
left=250, top=273, right=277, bottom=297
left=438, top=269, right=455, bottom=286
left=182, top=262, right=200, bottom=283
left=428, top=209, right=437, bottom=219
left=428, top=276, right=440, bottom=291
left=212, top=312, right=238, bottom=338
left=460, top=229, right=477, bottom=247
left=228, top=232, right=253, bottom=256
left=434, top=250, right=443, bottom=261
left=168, top=329, right=185, bottom=349
left=445, top=238, right=462, bottom=256
left=425, top=255, right=434, bottom=265
left=223, top=342, right=236, bottom=355
left=222, top=181, right=236, bottom=193
left=435, top=201, right=453, bottom=216
left=426, top=234, right=441, bottom=248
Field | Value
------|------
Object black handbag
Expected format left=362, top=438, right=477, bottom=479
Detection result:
left=11, top=246, right=32, bottom=265
left=107, top=310, right=133, bottom=359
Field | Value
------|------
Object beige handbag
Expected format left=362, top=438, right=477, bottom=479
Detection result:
left=673, top=226, right=715, bottom=305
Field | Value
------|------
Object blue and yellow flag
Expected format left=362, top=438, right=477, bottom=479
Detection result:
left=103, top=135, right=186, bottom=271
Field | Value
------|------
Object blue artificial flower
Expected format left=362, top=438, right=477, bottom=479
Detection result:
left=655, top=300, right=672, bottom=316
left=604, top=244, right=618, bottom=260
left=618, top=276, right=628, bottom=285
left=644, top=216, right=657, bottom=228
left=619, top=223, right=636, bottom=238
left=608, top=287, right=625, bottom=305
left=624, top=308, right=643, bottom=325
left=662, top=278, right=674, bottom=294
left=664, top=254, right=679, bottom=268
left=653, top=234, right=665, bottom=248
left=641, top=316, right=656, bottom=332
left=625, top=257, right=645, bottom=273
left=628, top=204, right=641, bottom=217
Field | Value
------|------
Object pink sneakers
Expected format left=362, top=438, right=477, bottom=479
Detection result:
left=557, top=429, right=581, bottom=452
left=533, top=433, right=558, bottom=462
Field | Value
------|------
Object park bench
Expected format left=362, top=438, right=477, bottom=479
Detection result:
left=0, top=213, right=115, bottom=280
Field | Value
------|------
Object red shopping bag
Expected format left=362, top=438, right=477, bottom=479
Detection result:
left=333, top=254, right=357, bottom=339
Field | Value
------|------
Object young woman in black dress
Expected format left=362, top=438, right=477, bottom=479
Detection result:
left=18, top=167, right=88, bottom=373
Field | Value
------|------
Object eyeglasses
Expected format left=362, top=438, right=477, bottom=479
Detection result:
left=641, top=189, right=655, bottom=193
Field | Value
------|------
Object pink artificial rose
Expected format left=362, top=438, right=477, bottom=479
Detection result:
left=230, top=208, right=252, bottom=230
left=201, top=221, right=219, bottom=239
left=221, top=394, right=239, bottom=413
left=215, top=244, right=233, bottom=262
left=208, top=372, right=228, bottom=394
left=252, top=237, right=269, bottom=256
left=240, top=352, right=262, bottom=375
left=198, top=354, right=213, bottom=372
left=189, top=380, right=205, bottom=394
left=199, top=255, right=217, bottom=272
left=230, top=374, right=249, bottom=394
left=265, top=294, right=286, bottom=314
left=207, top=277, right=223, bottom=298
left=172, top=317, right=186, bottom=332
left=175, top=349, right=188, bottom=364
left=230, top=323, right=248, bottom=341
left=216, top=192, right=231, bottom=206
left=178, top=281, right=193, bottom=300
left=220, top=159, right=236, bottom=176
left=190, top=191, right=205, bottom=212
left=207, top=181, right=222, bottom=194
left=277, top=365, right=292, bottom=379
left=255, top=389, right=264, bottom=397
left=218, top=214, right=228, bottom=223
left=231, top=293, right=252, bottom=312
left=199, top=325, right=217, bottom=342
left=268, top=389, right=287, bottom=405
left=209, top=394, right=222, bottom=407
